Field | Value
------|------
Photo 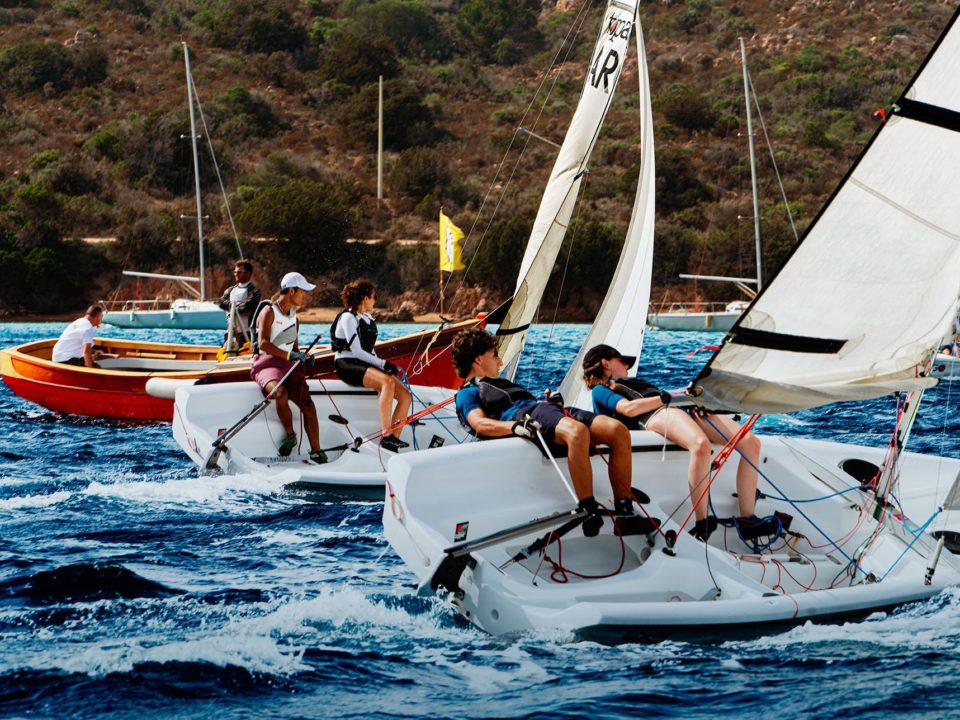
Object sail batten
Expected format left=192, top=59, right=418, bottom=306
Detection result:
left=693, top=9, right=960, bottom=415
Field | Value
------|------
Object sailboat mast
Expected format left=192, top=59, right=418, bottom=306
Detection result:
left=740, top=38, right=762, bottom=292
left=183, top=42, right=206, bottom=301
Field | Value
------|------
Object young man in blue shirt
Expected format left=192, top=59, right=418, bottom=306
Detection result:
left=451, top=328, right=659, bottom=537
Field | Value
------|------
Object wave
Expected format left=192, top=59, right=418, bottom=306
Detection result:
left=0, top=491, right=72, bottom=510
left=0, top=563, right=183, bottom=604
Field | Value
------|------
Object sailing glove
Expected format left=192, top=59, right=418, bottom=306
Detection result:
left=287, top=350, right=315, bottom=367
left=511, top=415, right=541, bottom=439
left=383, top=361, right=400, bottom=376
left=659, top=390, right=672, bottom=407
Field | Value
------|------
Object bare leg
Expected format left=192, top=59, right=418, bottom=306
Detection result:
left=552, top=417, right=592, bottom=500
left=587, top=415, right=632, bottom=499
left=362, top=368, right=395, bottom=434
left=389, top=378, right=412, bottom=436
left=695, top=414, right=761, bottom=516
left=645, top=408, right=712, bottom=520
left=266, top=382, right=294, bottom=435
left=297, top=397, right=321, bottom=452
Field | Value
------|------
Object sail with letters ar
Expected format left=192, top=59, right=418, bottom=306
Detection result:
left=559, top=14, right=655, bottom=410
left=693, top=8, right=960, bottom=414
left=498, top=0, right=638, bottom=380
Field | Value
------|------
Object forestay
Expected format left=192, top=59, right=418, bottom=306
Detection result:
left=559, top=15, right=656, bottom=409
left=693, top=8, right=960, bottom=414
left=499, top=0, right=639, bottom=379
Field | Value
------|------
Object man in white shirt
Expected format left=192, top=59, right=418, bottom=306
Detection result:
left=51, top=305, right=103, bottom=368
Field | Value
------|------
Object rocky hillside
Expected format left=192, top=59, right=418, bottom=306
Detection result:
left=0, top=0, right=953, bottom=317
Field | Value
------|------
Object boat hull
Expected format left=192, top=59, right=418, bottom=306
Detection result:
left=383, top=433, right=960, bottom=636
left=172, top=379, right=470, bottom=494
left=102, top=305, right=227, bottom=330
left=0, top=337, right=241, bottom=422
left=647, top=310, right=739, bottom=331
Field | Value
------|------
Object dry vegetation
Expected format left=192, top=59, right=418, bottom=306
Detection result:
left=0, top=0, right=953, bottom=317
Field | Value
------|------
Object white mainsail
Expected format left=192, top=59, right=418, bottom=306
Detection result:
left=498, top=0, right=639, bottom=379
left=559, top=17, right=655, bottom=409
left=693, top=9, right=960, bottom=415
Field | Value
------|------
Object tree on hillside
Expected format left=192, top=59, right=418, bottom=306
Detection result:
left=456, top=0, right=541, bottom=64
left=235, top=179, right=358, bottom=272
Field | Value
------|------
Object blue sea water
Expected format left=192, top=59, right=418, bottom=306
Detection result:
left=1, top=321, right=960, bottom=719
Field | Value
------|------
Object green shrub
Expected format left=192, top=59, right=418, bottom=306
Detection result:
left=350, top=0, right=445, bottom=60
left=318, top=32, right=400, bottom=89
left=456, top=0, right=540, bottom=64
left=390, top=146, right=451, bottom=199
left=652, top=148, right=713, bottom=215
left=0, top=42, right=72, bottom=95
left=194, top=0, right=310, bottom=57
left=336, top=78, right=440, bottom=151
left=84, top=129, right=122, bottom=161
left=659, top=85, right=719, bottom=132
left=208, top=86, right=283, bottom=141
left=236, top=178, right=358, bottom=272
left=69, top=43, right=109, bottom=87
left=463, top=212, right=532, bottom=292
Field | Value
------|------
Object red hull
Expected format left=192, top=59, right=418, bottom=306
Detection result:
left=1, top=320, right=477, bottom=422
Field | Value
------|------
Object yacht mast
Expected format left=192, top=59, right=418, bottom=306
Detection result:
left=183, top=42, right=206, bottom=301
left=740, top=37, right=762, bottom=291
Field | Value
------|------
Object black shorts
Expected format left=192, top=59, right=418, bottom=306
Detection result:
left=335, top=357, right=374, bottom=387
left=511, top=401, right=597, bottom=455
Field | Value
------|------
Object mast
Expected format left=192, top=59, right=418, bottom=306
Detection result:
left=183, top=42, right=206, bottom=301
left=740, top=38, right=762, bottom=292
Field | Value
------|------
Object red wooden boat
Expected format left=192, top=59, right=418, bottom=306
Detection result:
left=0, top=319, right=482, bottom=422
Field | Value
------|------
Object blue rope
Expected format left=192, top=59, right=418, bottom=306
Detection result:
left=763, top=485, right=871, bottom=504
left=879, top=507, right=942, bottom=581
left=399, top=370, right=463, bottom=447
left=700, top=414, right=869, bottom=576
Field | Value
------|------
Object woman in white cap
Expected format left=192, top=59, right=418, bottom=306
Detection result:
left=332, top=278, right=411, bottom=452
left=250, top=271, right=326, bottom=463
left=582, top=343, right=770, bottom=542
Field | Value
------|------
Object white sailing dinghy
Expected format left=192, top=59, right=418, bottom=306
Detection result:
left=169, top=2, right=637, bottom=492
left=382, top=7, right=960, bottom=637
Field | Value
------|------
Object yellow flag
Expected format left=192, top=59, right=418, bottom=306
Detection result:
left=439, top=210, right=466, bottom=272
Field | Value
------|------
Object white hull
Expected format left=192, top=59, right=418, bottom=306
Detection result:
left=383, top=433, right=960, bottom=636
left=932, top=353, right=960, bottom=379
left=647, top=310, right=740, bottom=332
left=172, top=379, right=470, bottom=494
left=103, top=300, right=226, bottom=330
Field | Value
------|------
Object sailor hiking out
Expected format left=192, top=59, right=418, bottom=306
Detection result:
left=333, top=279, right=411, bottom=453
left=581, top=343, right=785, bottom=542
left=451, top=328, right=661, bottom=537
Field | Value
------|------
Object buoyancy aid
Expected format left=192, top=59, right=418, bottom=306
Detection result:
left=609, top=376, right=661, bottom=400
left=476, top=377, right=535, bottom=417
left=331, top=309, right=378, bottom=353
left=264, top=301, right=298, bottom=354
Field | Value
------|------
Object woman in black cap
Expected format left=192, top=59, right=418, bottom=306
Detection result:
left=582, top=344, right=763, bottom=541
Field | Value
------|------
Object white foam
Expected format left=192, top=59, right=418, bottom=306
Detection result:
left=81, top=472, right=282, bottom=511
left=0, top=490, right=72, bottom=510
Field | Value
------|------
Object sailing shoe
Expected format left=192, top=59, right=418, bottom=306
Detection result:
left=392, top=436, right=410, bottom=449
left=689, top=516, right=719, bottom=542
left=380, top=435, right=404, bottom=453
left=308, top=450, right=329, bottom=465
left=578, top=496, right=604, bottom=538
left=278, top=433, right=297, bottom=457
left=612, top=497, right=662, bottom=535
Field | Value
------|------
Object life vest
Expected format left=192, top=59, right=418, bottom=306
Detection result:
left=609, top=376, right=661, bottom=400
left=606, top=377, right=662, bottom=430
left=256, top=301, right=298, bottom=354
left=331, top=309, right=378, bottom=353
left=475, top=377, right=535, bottom=418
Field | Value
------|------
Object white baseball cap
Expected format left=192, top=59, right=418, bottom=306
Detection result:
left=280, top=271, right=316, bottom=292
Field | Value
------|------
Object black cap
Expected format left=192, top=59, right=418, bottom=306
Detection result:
left=582, top=344, right=637, bottom=372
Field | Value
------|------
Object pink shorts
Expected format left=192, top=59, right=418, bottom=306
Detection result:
left=250, top=353, right=311, bottom=406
